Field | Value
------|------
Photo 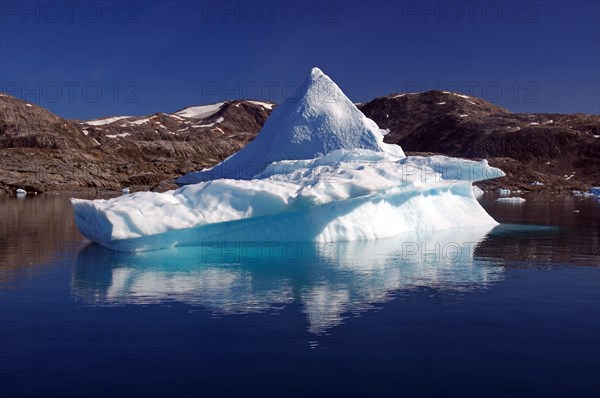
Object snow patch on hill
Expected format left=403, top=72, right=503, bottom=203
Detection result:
left=174, top=102, right=225, bottom=119
left=85, top=116, right=132, bottom=126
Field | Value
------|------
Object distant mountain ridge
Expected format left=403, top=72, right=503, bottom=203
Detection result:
left=358, top=90, right=600, bottom=189
left=0, top=90, right=598, bottom=194
left=359, top=90, right=599, bottom=159
left=78, top=100, right=273, bottom=161
left=0, top=95, right=273, bottom=193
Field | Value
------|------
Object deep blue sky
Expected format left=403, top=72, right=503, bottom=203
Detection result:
left=1, top=0, right=598, bottom=119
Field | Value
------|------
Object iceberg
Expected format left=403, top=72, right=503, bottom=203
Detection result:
left=496, top=197, right=526, bottom=203
left=71, top=67, right=505, bottom=252
left=472, top=185, right=484, bottom=198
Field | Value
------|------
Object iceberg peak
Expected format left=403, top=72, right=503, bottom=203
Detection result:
left=176, top=67, right=404, bottom=184
left=310, top=66, right=325, bottom=80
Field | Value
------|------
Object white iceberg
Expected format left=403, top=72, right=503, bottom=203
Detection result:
left=496, top=197, right=526, bottom=203
left=71, top=68, right=505, bottom=252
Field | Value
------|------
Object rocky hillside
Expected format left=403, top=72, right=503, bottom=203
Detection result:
left=1, top=89, right=598, bottom=195
left=359, top=91, right=600, bottom=191
left=0, top=95, right=273, bottom=194
left=78, top=100, right=271, bottom=164
left=0, top=93, right=95, bottom=150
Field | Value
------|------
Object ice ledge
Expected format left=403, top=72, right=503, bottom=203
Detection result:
left=72, top=149, right=504, bottom=251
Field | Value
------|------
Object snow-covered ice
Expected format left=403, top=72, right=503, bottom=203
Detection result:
left=71, top=67, right=505, bottom=251
left=496, top=197, right=526, bottom=203
left=472, top=186, right=484, bottom=198
left=498, top=188, right=511, bottom=196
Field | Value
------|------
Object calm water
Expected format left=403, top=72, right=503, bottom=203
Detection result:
left=1, top=192, right=599, bottom=397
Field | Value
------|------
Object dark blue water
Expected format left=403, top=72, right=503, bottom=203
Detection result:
left=1, top=192, right=599, bottom=397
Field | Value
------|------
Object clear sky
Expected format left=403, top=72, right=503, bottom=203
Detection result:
left=1, top=0, right=598, bottom=119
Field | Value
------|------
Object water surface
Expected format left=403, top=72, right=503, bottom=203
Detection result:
left=1, top=192, right=599, bottom=397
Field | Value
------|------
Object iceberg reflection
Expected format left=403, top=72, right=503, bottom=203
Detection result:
left=72, top=226, right=504, bottom=334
